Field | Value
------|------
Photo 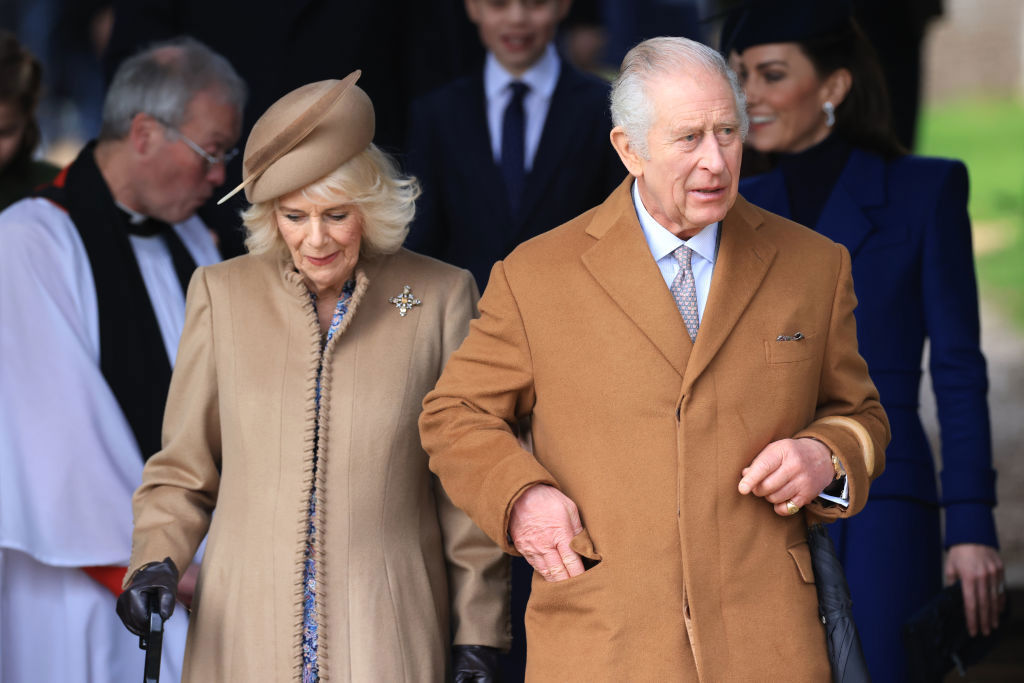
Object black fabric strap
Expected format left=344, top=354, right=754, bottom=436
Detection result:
left=34, top=142, right=196, bottom=462
left=158, top=222, right=199, bottom=294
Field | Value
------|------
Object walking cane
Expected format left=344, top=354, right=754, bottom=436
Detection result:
left=139, top=592, right=164, bottom=683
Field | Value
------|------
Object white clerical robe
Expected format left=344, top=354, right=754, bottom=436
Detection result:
left=0, top=197, right=219, bottom=682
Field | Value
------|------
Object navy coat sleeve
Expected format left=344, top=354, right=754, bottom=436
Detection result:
left=919, top=160, right=997, bottom=548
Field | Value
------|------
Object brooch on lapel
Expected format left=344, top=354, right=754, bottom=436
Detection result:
left=388, top=285, right=422, bottom=317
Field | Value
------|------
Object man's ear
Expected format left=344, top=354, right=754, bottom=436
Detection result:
left=464, top=0, right=480, bottom=24
left=128, top=112, right=161, bottom=156
left=610, top=126, right=643, bottom=178
left=821, top=67, right=852, bottom=109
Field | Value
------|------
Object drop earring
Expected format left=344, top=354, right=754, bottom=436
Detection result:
left=823, top=101, right=836, bottom=127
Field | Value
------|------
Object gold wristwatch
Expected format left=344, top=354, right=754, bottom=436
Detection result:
left=830, top=453, right=845, bottom=481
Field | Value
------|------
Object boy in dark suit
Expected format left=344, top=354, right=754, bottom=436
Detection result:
left=406, top=0, right=625, bottom=290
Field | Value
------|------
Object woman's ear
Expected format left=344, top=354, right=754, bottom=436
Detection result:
left=821, top=67, right=852, bottom=109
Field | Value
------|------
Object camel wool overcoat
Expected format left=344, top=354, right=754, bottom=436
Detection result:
left=125, top=249, right=510, bottom=681
left=420, top=180, right=890, bottom=681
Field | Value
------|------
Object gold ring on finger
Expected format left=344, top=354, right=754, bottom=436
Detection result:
left=786, top=500, right=800, bottom=515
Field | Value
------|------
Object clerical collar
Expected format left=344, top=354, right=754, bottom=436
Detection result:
left=115, top=200, right=147, bottom=224
left=115, top=200, right=168, bottom=237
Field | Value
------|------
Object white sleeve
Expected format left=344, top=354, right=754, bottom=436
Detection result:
left=0, top=199, right=144, bottom=567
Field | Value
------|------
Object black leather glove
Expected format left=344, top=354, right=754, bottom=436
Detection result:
left=115, top=557, right=179, bottom=636
left=452, top=644, right=500, bottom=683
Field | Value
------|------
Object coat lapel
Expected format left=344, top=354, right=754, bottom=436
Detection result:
left=815, top=149, right=885, bottom=258
left=581, top=180, right=691, bottom=378
left=683, top=196, right=776, bottom=390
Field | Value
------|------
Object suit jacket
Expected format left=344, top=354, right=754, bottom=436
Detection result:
left=420, top=179, right=890, bottom=680
left=406, top=60, right=625, bottom=288
left=740, top=149, right=997, bottom=548
left=126, top=249, right=509, bottom=681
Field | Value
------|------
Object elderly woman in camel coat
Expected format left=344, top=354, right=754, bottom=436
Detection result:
left=116, top=73, right=509, bottom=681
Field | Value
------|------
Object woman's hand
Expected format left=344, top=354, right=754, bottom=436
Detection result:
left=177, top=561, right=201, bottom=611
left=945, top=543, right=1006, bottom=637
left=452, top=645, right=500, bottom=682
left=115, top=557, right=179, bottom=635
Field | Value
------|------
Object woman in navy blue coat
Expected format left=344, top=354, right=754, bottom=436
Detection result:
left=723, top=3, right=1005, bottom=681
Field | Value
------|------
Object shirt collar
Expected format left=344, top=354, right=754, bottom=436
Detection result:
left=631, top=179, right=719, bottom=264
left=115, top=200, right=148, bottom=225
left=484, top=43, right=561, bottom=101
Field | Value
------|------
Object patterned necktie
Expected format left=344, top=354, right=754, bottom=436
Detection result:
left=671, top=244, right=699, bottom=341
left=500, top=81, right=530, bottom=214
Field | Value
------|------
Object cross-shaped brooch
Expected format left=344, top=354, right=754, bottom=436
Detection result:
left=388, top=285, right=422, bottom=317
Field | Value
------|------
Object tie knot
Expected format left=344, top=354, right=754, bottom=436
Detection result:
left=672, top=244, right=694, bottom=269
left=509, top=81, right=529, bottom=101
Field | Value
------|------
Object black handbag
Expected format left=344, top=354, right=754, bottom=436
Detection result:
left=902, top=581, right=1010, bottom=682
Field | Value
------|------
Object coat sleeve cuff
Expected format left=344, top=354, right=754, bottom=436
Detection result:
left=944, top=502, right=999, bottom=549
left=796, top=415, right=882, bottom=517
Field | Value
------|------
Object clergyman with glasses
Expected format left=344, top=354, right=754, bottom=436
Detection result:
left=0, top=36, right=244, bottom=681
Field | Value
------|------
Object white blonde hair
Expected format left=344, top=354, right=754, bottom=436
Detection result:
left=242, top=143, right=419, bottom=259
left=610, top=36, right=748, bottom=159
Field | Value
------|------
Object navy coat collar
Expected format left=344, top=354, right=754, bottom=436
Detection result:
left=741, top=147, right=888, bottom=257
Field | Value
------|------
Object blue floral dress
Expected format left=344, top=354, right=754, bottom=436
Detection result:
left=301, top=280, right=355, bottom=683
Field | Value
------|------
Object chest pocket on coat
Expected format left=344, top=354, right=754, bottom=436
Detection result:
left=764, top=331, right=817, bottom=365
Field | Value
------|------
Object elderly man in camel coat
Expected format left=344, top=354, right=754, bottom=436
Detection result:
left=420, top=37, right=890, bottom=680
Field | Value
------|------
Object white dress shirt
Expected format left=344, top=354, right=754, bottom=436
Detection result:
left=629, top=180, right=849, bottom=507
left=631, top=179, right=718, bottom=321
left=484, top=43, right=561, bottom=172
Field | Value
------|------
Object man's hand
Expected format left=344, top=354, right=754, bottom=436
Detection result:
left=945, top=543, right=1006, bottom=637
left=509, top=484, right=585, bottom=582
left=738, top=438, right=834, bottom=515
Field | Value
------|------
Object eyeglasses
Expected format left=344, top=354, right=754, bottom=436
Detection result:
left=154, top=117, right=239, bottom=169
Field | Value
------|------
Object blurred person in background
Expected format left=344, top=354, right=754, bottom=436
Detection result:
left=0, top=30, right=59, bottom=210
left=0, top=36, right=244, bottom=682
left=406, top=0, right=624, bottom=290
left=723, top=1, right=1005, bottom=680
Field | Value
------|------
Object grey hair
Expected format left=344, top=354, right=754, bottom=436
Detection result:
left=99, top=36, right=247, bottom=141
left=610, top=36, right=748, bottom=159
left=242, top=143, right=420, bottom=260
